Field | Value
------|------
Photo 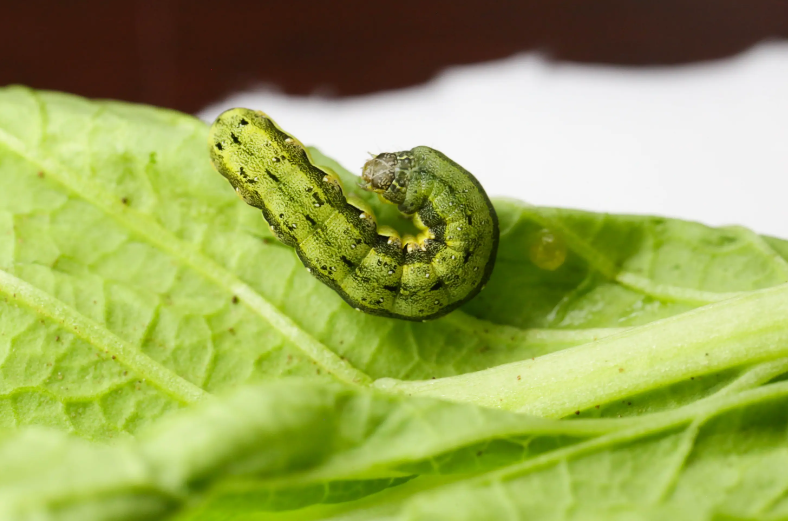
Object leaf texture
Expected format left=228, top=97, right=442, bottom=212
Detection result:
left=1, top=87, right=788, bottom=520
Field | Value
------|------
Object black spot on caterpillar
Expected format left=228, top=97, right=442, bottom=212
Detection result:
left=208, top=108, right=499, bottom=321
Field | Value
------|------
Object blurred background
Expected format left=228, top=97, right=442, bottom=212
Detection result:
left=4, top=1, right=787, bottom=235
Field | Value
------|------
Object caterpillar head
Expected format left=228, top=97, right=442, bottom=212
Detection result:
left=361, top=153, right=397, bottom=193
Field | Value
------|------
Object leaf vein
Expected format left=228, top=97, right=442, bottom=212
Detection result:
left=0, top=268, right=207, bottom=405
left=0, top=127, right=372, bottom=386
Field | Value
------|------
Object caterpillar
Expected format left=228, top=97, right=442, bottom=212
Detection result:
left=208, top=108, right=498, bottom=321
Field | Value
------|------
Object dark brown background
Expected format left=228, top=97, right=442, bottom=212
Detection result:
left=3, top=0, right=787, bottom=114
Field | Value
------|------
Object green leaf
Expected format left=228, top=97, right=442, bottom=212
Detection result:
left=1, top=86, right=788, bottom=520
left=3, top=379, right=788, bottom=520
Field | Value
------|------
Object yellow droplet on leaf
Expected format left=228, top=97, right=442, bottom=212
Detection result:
left=529, top=229, right=567, bottom=271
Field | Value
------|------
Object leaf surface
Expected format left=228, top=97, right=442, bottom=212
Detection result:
left=1, top=87, right=787, bottom=520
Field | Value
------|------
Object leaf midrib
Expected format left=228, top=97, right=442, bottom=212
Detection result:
left=378, top=283, right=788, bottom=415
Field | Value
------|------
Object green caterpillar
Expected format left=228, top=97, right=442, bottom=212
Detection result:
left=208, top=108, right=498, bottom=321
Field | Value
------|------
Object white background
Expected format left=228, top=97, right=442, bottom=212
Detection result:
left=199, top=43, right=788, bottom=238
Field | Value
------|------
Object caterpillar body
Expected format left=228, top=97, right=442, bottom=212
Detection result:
left=208, top=108, right=498, bottom=321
